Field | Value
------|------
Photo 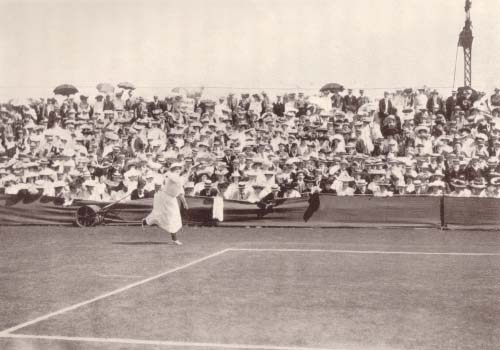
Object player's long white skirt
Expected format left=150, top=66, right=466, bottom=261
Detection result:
left=146, top=190, right=182, bottom=233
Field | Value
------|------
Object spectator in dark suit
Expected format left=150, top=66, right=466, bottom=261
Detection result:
left=427, top=90, right=445, bottom=114
left=199, top=180, right=219, bottom=197
left=331, top=92, right=343, bottom=110
left=273, top=96, right=285, bottom=117
left=457, top=88, right=476, bottom=112
left=148, top=96, right=163, bottom=115
left=464, top=157, right=484, bottom=182
left=130, top=178, right=153, bottom=200
left=445, top=90, right=458, bottom=120
left=222, top=148, right=236, bottom=173
left=261, top=92, right=271, bottom=115
left=378, top=91, right=394, bottom=123
left=342, top=89, right=358, bottom=113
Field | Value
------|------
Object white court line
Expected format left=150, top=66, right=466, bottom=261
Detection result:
left=0, top=334, right=348, bottom=350
left=0, top=249, right=230, bottom=335
left=229, top=248, right=500, bottom=256
left=94, top=273, right=146, bottom=279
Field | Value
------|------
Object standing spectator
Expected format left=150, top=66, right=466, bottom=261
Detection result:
left=342, top=89, right=358, bottom=113
left=445, top=90, right=458, bottom=120
left=93, top=95, right=104, bottom=117
left=148, top=96, right=162, bottom=115
left=295, top=93, right=308, bottom=117
left=426, top=90, right=444, bottom=114
left=415, top=88, right=428, bottom=112
left=490, top=88, right=500, bottom=109
left=249, top=94, right=262, bottom=115
left=330, top=91, right=343, bottom=110
left=357, top=90, right=369, bottom=111
left=273, top=96, right=285, bottom=117
left=78, top=95, right=92, bottom=118
left=401, top=89, right=414, bottom=109
left=114, top=91, right=124, bottom=112
left=378, top=91, right=394, bottom=123
left=227, top=93, right=238, bottom=113
left=239, top=94, right=250, bottom=111
left=103, top=95, right=115, bottom=111
left=261, top=92, right=271, bottom=115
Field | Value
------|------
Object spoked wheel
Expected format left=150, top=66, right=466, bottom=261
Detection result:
left=75, top=205, right=102, bottom=227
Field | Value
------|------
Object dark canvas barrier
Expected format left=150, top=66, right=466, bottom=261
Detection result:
left=0, top=193, right=497, bottom=229
left=220, top=197, right=311, bottom=227
left=309, top=195, right=442, bottom=227
left=443, top=197, right=500, bottom=228
left=0, top=194, right=76, bottom=226
left=0, top=194, right=213, bottom=226
left=220, top=195, right=442, bottom=228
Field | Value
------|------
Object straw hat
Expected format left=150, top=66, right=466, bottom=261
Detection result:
left=470, top=179, right=486, bottom=189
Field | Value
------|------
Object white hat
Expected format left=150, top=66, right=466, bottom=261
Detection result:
left=53, top=181, right=66, bottom=188
left=338, top=174, right=355, bottom=182
left=415, top=126, right=429, bottom=134
left=104, top=131, right=119, bottom=141
left=84, top=180, right=97, bottom=187
left=170, top=162, right=184, bottom=169
left=428, top=180, right=445, bottom=188
left=475, top=133, right=488, bottom=142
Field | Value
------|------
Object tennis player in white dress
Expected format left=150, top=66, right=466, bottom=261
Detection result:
left=142, top=163, right=188, bottom=245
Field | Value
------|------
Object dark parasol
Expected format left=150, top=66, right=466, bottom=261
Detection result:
left=319, top=83, right=344, bottom=93
left=53, top=84, right=78, bottom=96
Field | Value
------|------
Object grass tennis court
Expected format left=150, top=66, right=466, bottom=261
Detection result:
left=1, top=226, right=500, bottom=350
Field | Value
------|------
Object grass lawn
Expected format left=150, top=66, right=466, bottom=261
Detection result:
left=1, top=226, right=500, bottom=350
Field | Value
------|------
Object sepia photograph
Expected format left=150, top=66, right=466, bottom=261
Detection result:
left=1, top=0, right=500, bottom=349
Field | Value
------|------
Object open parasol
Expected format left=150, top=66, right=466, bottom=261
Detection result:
left=172, top=86, right=205, bottom=99
left=117, top=82, right=135, bottom=90
left=320, top=83, right=344, bottom=93
left=358, top=102, right=378, bottom=115
left=457, top=86, right=478, bottom=99
left=53, top=84, right=78, bottom=96
left=172, top=87, right=188, bottom=94
left=9, top=98, right=31, bottom=108
left=96, top=83, right=115, bottom=94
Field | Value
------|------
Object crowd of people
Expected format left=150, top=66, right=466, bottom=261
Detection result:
left=1, top=85, right=500, bottom=205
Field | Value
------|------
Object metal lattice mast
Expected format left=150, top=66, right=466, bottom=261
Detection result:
left=458, top=0, right=473, bottom=87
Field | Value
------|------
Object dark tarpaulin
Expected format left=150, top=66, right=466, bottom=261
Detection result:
left=1, top=193, right=498, bottom=228
left=443, top=197, right=500, bottom=228
left=308, top=194, right=442, bottom=227
left=220, top=195, right=442, bottom=228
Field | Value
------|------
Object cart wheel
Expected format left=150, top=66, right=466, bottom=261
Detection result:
left=75, top=205, right=102, bottom=227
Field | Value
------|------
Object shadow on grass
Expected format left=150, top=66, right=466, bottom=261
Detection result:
left=113, top=241, right=173, bottom=245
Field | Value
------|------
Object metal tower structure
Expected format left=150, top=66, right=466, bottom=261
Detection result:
left=458, top=0, right=473, bottom=87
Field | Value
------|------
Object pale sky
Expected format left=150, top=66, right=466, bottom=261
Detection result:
left=0, top=0, right=499, bottom=100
